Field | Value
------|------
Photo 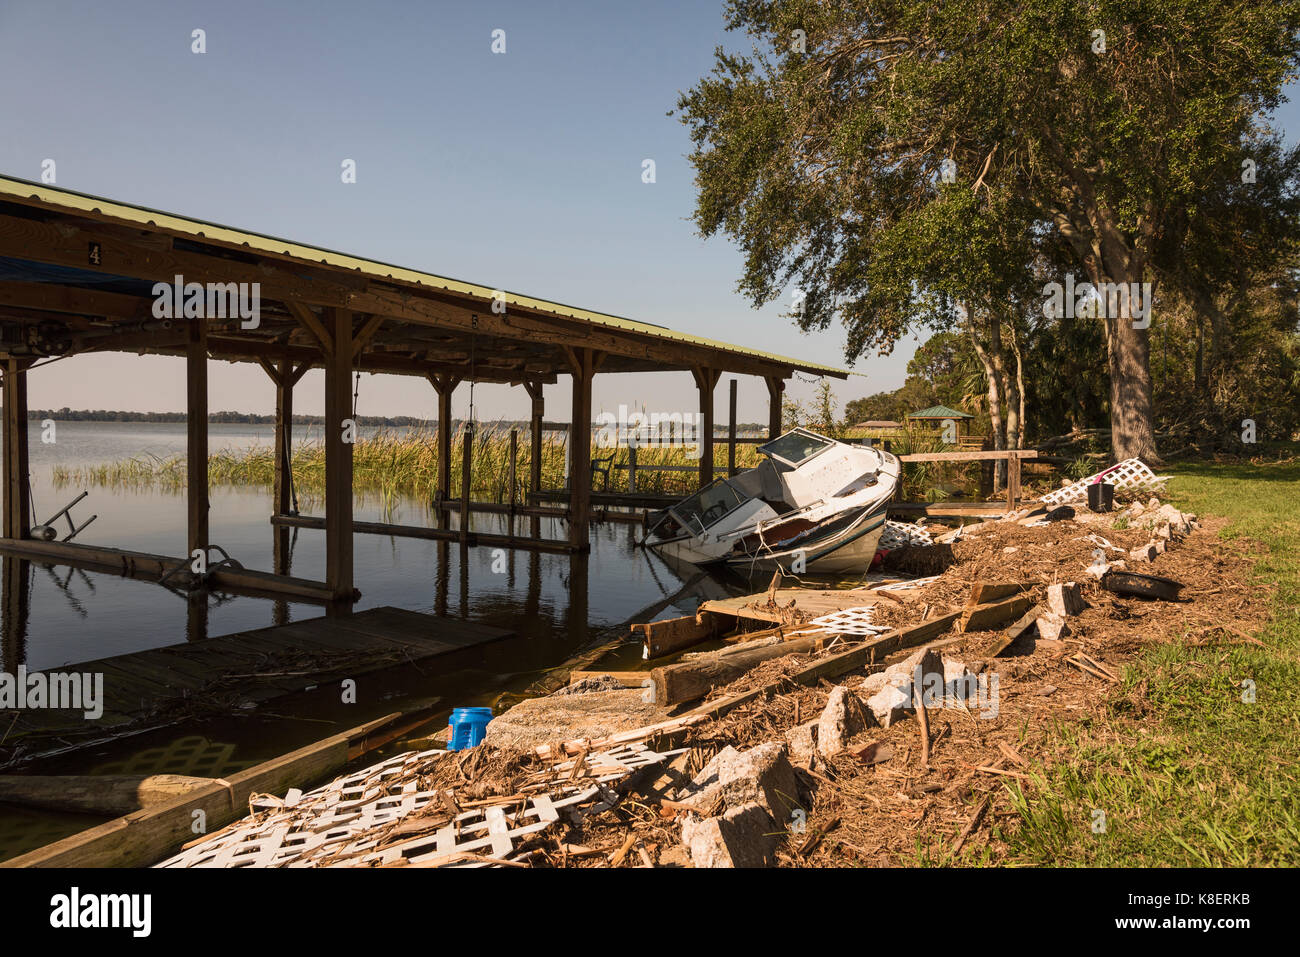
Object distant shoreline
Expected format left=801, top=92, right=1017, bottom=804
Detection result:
left=27, top=410, right=435, bottom=427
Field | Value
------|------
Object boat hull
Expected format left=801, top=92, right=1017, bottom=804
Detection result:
left=723, top=507, right=889, bottom=575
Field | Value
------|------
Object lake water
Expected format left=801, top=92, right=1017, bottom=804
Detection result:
left=0, top=421, right=724, bottom=860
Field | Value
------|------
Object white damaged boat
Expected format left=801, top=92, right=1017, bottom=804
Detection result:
left=643, top=428, right=900, bottom=575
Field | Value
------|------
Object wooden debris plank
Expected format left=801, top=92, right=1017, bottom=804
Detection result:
left=981, top=604, right=1043, bottom=658
left=967, top=582, right=1032, bottom=606
left=959, top=595, right=1035, bottom=633
left=698, top=588, right=888, bottom=626
left=634, top=613, right=719, bottom=659
left=668, top=612, right=965, bottom=725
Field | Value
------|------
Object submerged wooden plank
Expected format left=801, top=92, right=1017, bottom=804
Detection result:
left=2, top=712, right=412, bottom=868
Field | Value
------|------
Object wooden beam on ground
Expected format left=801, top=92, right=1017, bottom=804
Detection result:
left=323, top=306, right=354, bottom=602
left=634, top=613, right=722, bottom=660
left=967, top=582, right=1033, bottom=606
left=2, top=358, right=30, bottom=539
left=186, top=318, right=208, bottom=557
left=959, top=594, right=1035, bottom=633
left=651, top=635, right=824, bottom=706
left=980, top=604, right=1043, bottom=659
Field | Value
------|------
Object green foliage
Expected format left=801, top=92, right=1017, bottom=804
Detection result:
left=677, top=0, right=1300, bottom=457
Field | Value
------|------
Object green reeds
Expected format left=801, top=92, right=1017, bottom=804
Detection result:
left=50, top=426, right=982, bottom=504
left=51, top=426, right=761, bottom=502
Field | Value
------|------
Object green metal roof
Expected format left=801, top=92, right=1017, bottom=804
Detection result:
left=908, top=405, right=974, bottom=419
left=0, top=174, right=850, bottom=379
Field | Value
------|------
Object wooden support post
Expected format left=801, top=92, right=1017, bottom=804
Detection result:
left=429, top=374, right=460, bottom=512
left=1007, top=453, right=1022, bottom=511
left=324, top=307, right=354, bottom=602
left=2, top=360, right=31, bottom=540
left=459, top=422, right=473, bottom=544
left=727, top=377, right=738, bottom=477
left=186, top=320, right=208, bottom=558
left=693, top=366, right=720, bottom=488
left=627, top=440, right=638, bottom=494
left=765, top=376, right=785, bottom=440
left=524, top=378, right=544, bottom=498
left=566, top=349, right=595, bottom=549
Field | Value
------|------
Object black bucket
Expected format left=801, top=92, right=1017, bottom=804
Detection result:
left=1087, top=481, right=1114, bottom=512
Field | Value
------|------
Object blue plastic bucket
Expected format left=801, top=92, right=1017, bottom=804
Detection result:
left=447, top=707, right=493, bottom=751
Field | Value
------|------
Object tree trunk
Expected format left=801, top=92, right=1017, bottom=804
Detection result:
left=1010, top=326, right=1027, bottom=448
left=967, top=311, right=1005, bottom=491
left=1086, top=257, right=1159, bottom=464
left=1103, top=289, right=1158, bottom=463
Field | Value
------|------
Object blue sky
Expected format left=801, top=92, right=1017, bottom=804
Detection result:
left=1, top=0, right=1296, bottom=423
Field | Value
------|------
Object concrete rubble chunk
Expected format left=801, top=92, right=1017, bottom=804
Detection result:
left=860, top=671, right=889, bottom=696
left=1046, top=582, right=1086, bottom=617
left=681, top=742, right=800, bottom=822
left=1129, top=543, right=1158, bottom=563
left=817, top=685, right=872, bottom=757
left=867, top=683, right=912, bottom=727
left=1037, top=611, right=1071, bottom=642
left=785, top=720, right=820, bottom=768
left=680, top=802, right=778, bottom=868
left=865, top=647, right=944, bottom=727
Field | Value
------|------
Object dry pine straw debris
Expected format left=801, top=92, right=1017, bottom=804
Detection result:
left=589, top=516, right=1272, bottom=868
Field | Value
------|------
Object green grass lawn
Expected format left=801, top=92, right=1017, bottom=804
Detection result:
left=1002, top=455, right=1300, bottom=866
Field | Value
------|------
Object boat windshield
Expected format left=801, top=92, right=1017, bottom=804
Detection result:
left=757, top=431, right=834, bottom=467
left=671, top=480, right=748, bottom=533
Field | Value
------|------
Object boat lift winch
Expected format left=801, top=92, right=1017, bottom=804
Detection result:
left=30, top=490, right=97, bottom=542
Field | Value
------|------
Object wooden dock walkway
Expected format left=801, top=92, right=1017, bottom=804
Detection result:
left=0, top=607, right=515, bottom=753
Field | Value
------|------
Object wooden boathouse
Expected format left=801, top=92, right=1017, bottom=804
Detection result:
left=0, top=175, right=846, bottom=607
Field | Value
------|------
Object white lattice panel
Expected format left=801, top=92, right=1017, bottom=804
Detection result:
left=879, top=521, right=933, bottom=549
left=158, top=743, right=677, bottom=869
left=1040, top=457, right=1169, bottom=507
left=805, top=606, right=891, bottom=637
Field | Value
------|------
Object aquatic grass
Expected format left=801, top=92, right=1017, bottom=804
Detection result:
left=51, top=425, right=983, bottom=504
left=52, top=426, right=762, bottom=501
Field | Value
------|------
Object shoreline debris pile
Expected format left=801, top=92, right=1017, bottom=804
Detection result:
left=152, top=484, right=1259, bottom=868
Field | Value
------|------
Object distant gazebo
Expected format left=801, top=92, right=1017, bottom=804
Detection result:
left=852, top=419, right=903, bottom=430
left=906, top=405, right=977, bottom=441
